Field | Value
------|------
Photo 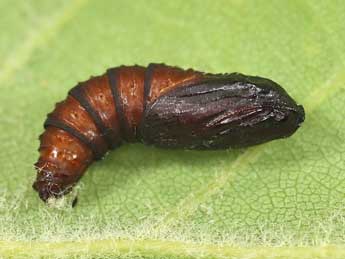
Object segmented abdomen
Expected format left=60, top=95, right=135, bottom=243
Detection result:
left=33, top=64, right=206, bottom=201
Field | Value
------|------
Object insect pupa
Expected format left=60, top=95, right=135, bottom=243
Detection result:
left=33, top=63, right=305, bottom=203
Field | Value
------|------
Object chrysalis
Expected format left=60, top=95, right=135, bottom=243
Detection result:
left=33, top=64, right=305, bottom=203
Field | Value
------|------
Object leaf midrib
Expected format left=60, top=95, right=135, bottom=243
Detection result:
left=1, top=238, right=345, bottom=259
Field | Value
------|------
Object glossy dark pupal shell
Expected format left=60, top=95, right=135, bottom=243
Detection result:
left=140, top=73, right=305, bottom=149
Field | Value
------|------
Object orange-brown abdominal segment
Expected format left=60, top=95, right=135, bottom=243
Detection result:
left=108, top=66, right=146, bottom=141
left=82, top=75, right=121, bottom=147
left=34, top=72, right=121, bottom=202
left=144, top=63, right=205, bottom=105
left=44, top=95, right=108, bottom=159
left=69, top=76, right=121, bottom=149
left=33, top=127, right=93, bottom=201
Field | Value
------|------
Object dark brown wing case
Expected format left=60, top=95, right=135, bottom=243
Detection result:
left=33, top=64, right=305, bottom=203
left=140, top=73, right=305, bottom=149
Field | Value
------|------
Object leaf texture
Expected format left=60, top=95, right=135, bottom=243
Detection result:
left=1, top=0, right=345, bottom=258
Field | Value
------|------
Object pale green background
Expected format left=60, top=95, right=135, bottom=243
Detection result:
left=1, top=0, right=345, bottom=258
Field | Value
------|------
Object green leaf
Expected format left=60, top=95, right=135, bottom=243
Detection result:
left=1, top=0, right=345, bottom=258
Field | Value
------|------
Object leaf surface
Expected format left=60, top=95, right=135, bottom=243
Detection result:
left=1, top=0, right=345, bottom=258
